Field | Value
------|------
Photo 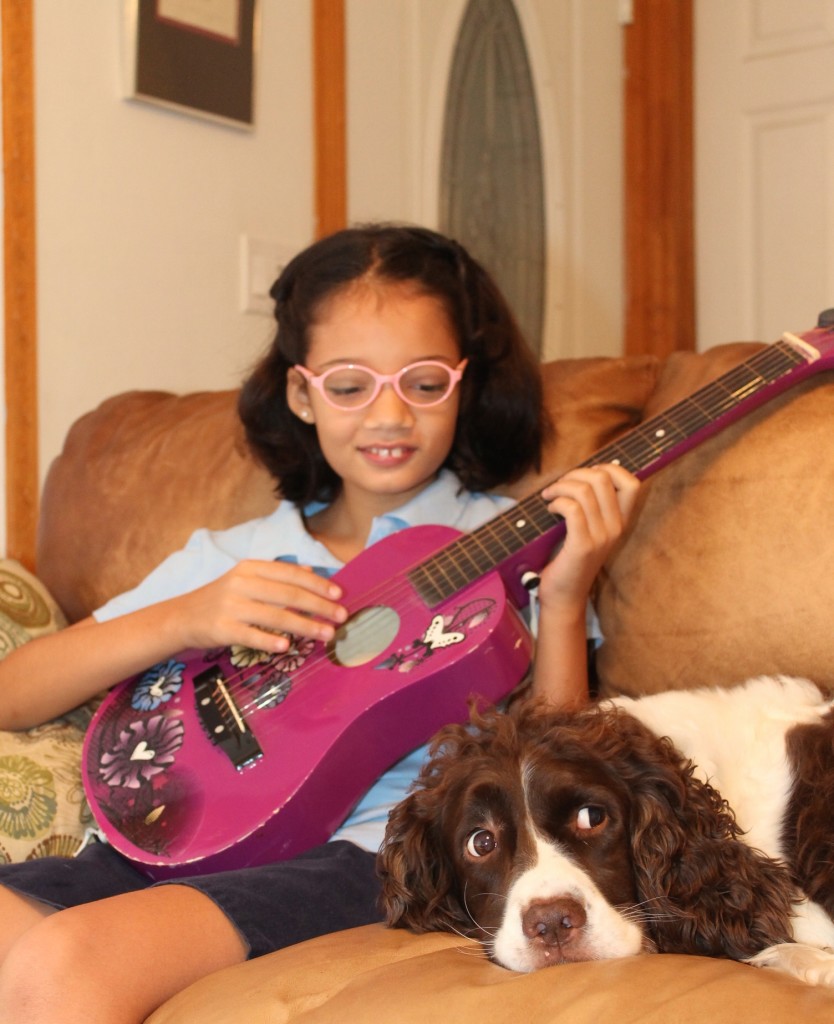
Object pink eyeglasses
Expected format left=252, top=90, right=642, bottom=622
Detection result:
left=293, top=359, right=468, bottom=410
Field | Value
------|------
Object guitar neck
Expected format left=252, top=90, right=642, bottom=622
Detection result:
left=410, top=329, right=832, bottom=609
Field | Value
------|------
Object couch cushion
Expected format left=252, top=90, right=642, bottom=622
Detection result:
left=36, top=390, right=278, bottom=622
left=594, top=344, right=834, bottom=695
left=145, top=923, right=834, bottom=1024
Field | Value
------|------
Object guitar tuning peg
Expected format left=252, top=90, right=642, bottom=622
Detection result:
left=520, top=571, right=541, bottom=592
left=816, top=308, right=834, bottom=328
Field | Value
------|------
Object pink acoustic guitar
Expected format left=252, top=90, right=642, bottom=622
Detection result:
left=82, top=320, right=834, bottom=878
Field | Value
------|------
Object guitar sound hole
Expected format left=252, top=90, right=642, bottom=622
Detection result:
left=328, top=605, right=400, bottom=668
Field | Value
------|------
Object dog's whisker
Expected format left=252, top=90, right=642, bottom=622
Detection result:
left=460, top=881, right=499, bottom=937
left=447, top=930, right=491, bottom=957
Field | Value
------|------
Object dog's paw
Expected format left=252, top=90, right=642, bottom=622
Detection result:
left=747, top=943, right=834, bottom=986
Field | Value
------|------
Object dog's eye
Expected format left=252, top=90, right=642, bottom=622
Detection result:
left=465, top=829, right=497, bottom=857
left=575, top=805, right=606, bottom=831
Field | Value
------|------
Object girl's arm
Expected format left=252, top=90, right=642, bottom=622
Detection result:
left=0, top=559, right=348, bottom=731
left=530, top=465, right=640, bottom=710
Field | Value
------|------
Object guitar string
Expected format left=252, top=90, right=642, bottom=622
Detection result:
left=170, top=340, right=815, bottom=726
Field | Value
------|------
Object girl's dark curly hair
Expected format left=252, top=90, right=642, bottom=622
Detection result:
left=238, top=223, right=549, bottom=505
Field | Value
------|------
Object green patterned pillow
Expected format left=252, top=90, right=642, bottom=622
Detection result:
left=0, top=560, right=98, bottom=862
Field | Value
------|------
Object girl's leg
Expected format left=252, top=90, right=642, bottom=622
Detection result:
left=0, top=884, right=247, bottom=1024
left=0, top=887, right=57, bottom=961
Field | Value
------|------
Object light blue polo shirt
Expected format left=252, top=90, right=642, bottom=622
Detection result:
left=94, top=470, right=517, bottom=852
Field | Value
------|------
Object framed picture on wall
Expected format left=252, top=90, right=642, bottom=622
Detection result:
left=123, top=0, right=259, bottom=128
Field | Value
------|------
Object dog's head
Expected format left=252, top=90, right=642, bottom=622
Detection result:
left=377, top=700, right=796, bottom=971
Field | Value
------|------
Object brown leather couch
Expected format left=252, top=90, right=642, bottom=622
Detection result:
left=34, top=341, right=834, bottom=1021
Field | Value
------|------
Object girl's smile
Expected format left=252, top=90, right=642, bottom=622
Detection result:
left=359, top=444, right=416, bottom=465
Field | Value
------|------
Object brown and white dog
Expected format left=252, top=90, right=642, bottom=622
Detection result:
left=378, top=675, right=834, bottom=985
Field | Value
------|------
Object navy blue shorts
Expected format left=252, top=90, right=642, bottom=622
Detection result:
left=0, top=839, right=383, bottom=959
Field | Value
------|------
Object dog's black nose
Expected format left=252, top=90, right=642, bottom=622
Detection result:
left=522, top=897, right=587, bottom=946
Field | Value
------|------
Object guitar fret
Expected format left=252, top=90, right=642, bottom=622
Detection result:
left=412, top=496, right=557, bottom=605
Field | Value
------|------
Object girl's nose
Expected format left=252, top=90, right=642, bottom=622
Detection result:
left=363, top=381, right=415, bottom=426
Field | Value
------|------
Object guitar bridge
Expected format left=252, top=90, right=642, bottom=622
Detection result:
left=194, top=666, right=263, bottom=770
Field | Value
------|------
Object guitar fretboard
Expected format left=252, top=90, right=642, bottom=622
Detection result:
left=409, top=339, right=812, bottom=607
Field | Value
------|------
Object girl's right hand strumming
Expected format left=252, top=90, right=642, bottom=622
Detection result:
left=172, top=559, right=348, bottom=655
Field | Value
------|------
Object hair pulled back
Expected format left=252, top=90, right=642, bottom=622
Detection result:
left=238, top=223, right=548, bottom=504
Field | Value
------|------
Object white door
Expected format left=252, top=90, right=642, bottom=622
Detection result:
left=696, top=0, right=834, bottom=348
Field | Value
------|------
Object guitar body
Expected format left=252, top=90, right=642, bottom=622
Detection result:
left=82, top=525, right=533, bottom=878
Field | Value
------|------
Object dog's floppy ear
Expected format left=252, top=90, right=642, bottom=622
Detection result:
left=609, top=711, right=796, bottom=959
left=377, top=791, right=468, bottom=933
left=377, top=722, right=476, bottom=935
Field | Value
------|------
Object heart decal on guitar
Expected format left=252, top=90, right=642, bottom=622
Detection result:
left=130, top=741, right=156, bottom=762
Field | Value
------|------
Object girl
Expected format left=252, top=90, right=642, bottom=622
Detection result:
left=0, top=225, right=638, bottom=1023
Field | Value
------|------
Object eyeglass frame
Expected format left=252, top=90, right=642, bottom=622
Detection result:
left=292, top=358, right=468, bottom=410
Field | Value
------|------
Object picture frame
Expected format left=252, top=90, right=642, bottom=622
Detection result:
left=123, top=0, right=259, bottom=129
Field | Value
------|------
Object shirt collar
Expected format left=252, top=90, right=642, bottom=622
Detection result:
left=300, top=470, right=466, bottom=563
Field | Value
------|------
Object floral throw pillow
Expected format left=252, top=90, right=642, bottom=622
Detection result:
left=0, top=560, right=98, bottom=862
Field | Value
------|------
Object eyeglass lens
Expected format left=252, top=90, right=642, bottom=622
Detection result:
left=321, top=364, right=456, bottom=408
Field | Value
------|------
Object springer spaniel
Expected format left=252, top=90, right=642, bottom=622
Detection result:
left=378, top=675, right=834, bottom=985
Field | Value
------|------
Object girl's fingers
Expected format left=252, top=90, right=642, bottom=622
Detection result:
left=541, top=465, right=639, bottom=535
left=536, top=465, right=641, bottom=606
left=184, top=560, right=349, bottom=653
left=231, top=560, right=347, bottom=622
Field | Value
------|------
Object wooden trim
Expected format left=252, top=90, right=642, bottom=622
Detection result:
left=2, top=0, right=38, bottom=570
left=623, top=0, right=694, bottom=357
left=313, top=0, right=347, bottom=238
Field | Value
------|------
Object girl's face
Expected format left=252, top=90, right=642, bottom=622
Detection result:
left=287, top=280, right=463, bottom=515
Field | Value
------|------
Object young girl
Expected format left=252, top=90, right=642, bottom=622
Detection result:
left=0, top=225, right=638, bottom=1023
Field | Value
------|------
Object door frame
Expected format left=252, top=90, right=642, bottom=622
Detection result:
left=623, top=0, right=694, bottom=358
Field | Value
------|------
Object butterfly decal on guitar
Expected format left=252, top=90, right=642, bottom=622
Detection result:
left=423, top=615, right=465, bottom=650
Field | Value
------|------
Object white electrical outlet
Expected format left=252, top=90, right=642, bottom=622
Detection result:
left=240, top=235, right=298, bottom=315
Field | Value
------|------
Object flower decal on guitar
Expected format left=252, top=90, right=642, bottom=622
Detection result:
left=228, top=644, right=274, bottom=669
left=98, top=714, right=185, bottom=790
left=232, top=637, right=314, bottom=709
left=377, top=598, right=496, bottom=673
left=130, top=659, right=186, bottom=711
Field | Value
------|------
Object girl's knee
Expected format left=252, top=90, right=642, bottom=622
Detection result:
left=0, top=911, right=101, bottom=1019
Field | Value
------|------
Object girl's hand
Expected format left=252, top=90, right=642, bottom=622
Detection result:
left=537, top=464, right=640, bottom=613
left=171, top=559, right=348, bottom=654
